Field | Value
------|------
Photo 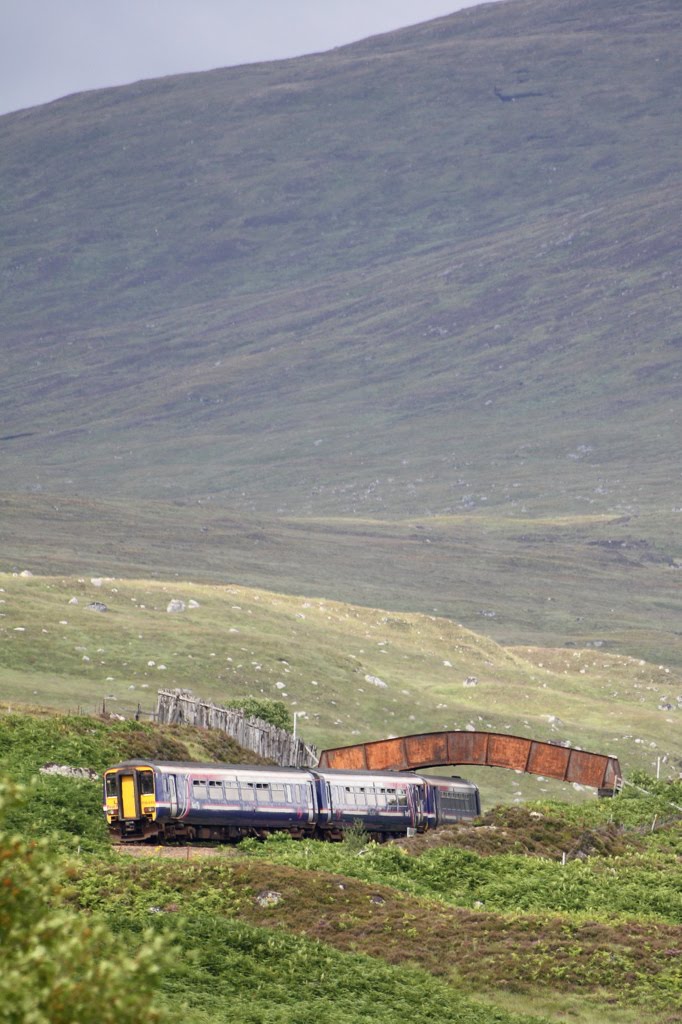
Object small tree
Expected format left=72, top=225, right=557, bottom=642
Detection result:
left=0, top=777, right=164, bottom=1024
left=226, top=697, right=293, bottom=731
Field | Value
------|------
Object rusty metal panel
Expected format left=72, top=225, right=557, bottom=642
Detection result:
left=526, top=742, right=572, bottom=779
left=566, top=749, right=611, bottom=788
left=365, top=738, right=408, bottom=771
left=487, top=734, right=532, bottom=771
left=405, top=732, right=449, bottom=767
left=447, top=731, right=489, bottom=765
left=319, top=745, right=366, bottom=770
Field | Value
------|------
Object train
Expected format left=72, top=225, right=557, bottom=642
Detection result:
left=103, top=759, right=481, bottom=842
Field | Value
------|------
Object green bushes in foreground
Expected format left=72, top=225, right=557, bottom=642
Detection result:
left=146, top=916, right=550, bottom=1024
left=239, top=827, right=682, bottom=924
left=0, top=777, right=163, bottom=1024
left=1, top=771, right=549, bottom=1024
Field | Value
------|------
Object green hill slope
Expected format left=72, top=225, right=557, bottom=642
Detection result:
left=2, top=0, right=682, bottom=732
left=1, top=0, right=680, bottom=522
left=2, top=571, right=679, bottom=805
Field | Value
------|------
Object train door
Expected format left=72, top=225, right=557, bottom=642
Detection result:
left=409, top=782, right=426, bottom=831
left=168, top=774, right=179, bottom=817
left=119, top=772, right=138, bottom=819
left=167, top=774, right=187, bottom=818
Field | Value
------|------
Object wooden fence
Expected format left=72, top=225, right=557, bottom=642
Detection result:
left=155, top=689, right=318, bottom=768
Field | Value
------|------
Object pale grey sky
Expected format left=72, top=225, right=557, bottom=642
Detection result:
left=0, top=1, right=498, bottom=116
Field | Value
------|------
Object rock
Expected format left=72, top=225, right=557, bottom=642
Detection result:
left=370, top=894, right=385, bottom=905
left=40, top=763, right=98, bottom=781
left=188, top=599, right=200, bottom=609
left=90, top=578, right=103, bottom=587
left=463, top=676, right=478, bottom=687
left=167, top=599, right=186, bottom=613
left=86, top=601, right=108, bottom=613
left=68, top=597, right=79, bottom=605
left=19, top=570, right=33, bottom=577
left=255, top=890, right=282, bottom=908
left=365, top=674, right=387, bottom=688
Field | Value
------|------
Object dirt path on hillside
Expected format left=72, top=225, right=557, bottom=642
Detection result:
left=113, top=843, right=236, bottom=859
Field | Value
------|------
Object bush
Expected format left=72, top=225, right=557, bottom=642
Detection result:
left=0, top=777, right=164, bottom=1024
left=225, top=697, right=292, bottom=731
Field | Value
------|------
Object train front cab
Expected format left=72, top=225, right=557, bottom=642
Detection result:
left=104, top=763, right=159, bottom=840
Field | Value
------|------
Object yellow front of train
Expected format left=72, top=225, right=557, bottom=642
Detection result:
left=103, top=763, right=158, bottom=840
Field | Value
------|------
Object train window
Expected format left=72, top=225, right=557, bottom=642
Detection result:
left=139, top=771, right=154, bottom=796
left=105, top=775, right=117, bottom=798
left=224, top=782, right=240, bottom=801
left=192, top=780, right=209, bottom=800
left=255, top=783, right=271, bottom=803
left=208, top=780, right=223, bottom=801
left=440, top=787, right=475, bottom=813
left=270, top=784, right=287, bottom=803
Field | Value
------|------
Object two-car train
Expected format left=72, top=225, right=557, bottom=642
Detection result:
left=103, top=760, right=481, bottom=842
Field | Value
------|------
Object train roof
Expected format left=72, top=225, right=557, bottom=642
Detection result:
left=105, top=761, right=476, bottom=789
left=106, top=760, right=314, bottom=776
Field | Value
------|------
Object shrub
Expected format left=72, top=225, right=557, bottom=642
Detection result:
left=0, top=776, right=164, bottom=1024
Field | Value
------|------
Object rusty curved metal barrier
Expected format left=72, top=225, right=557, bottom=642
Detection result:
left=318, top=731, right=622, bottom=792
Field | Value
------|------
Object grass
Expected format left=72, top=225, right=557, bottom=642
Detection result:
left=2, top=707, right=681, bottom=1024
left=3, top=495, right=682, bottom=672
left=1, top=570, right=680, bottom=808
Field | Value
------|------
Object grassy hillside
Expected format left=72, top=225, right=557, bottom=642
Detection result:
left=1, top=709, right=680, bottom=1024
left=1, top=0, right=681, bottom=524
left=1, top=571, right=679, bottom=807
left=2, top=0, right=682, bottom=704
left=4, top=493, right=682, bottom=670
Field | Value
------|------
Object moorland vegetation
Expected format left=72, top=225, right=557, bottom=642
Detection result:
left=1, top=709, right=680, bottom=1024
